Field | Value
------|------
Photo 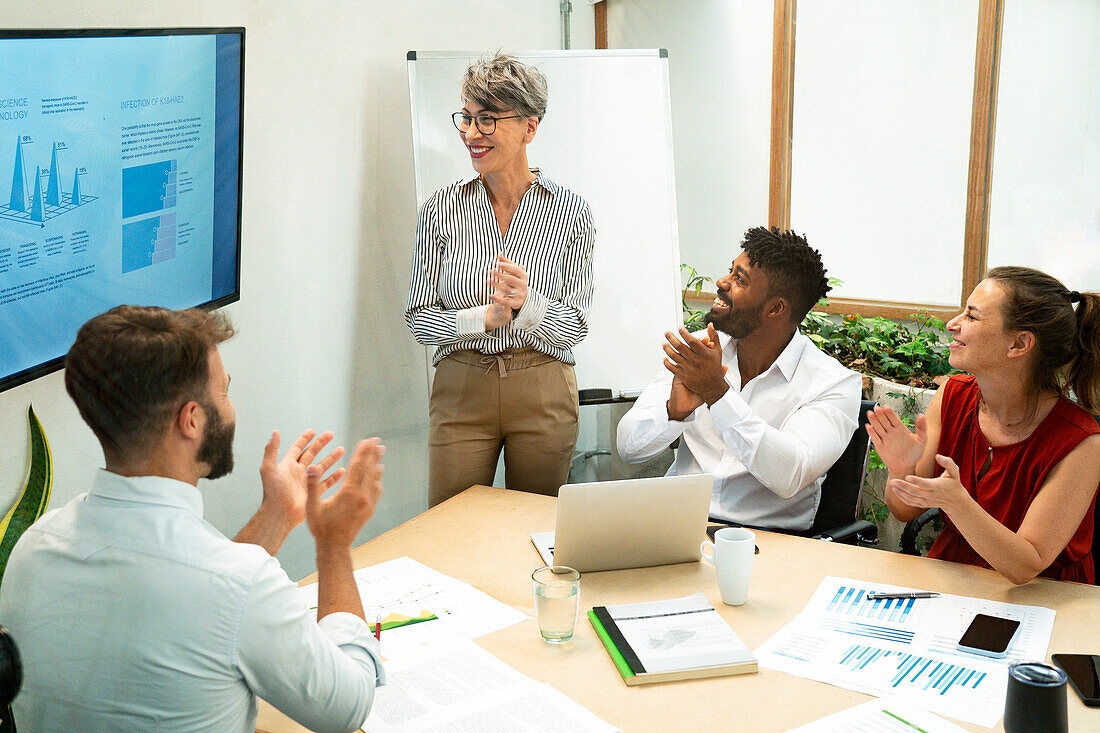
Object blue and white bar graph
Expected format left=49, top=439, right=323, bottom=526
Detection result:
left=827, top=585, right=917, bottom=623
left=840, top=644, right=988, bottom=696
left=754, top=576, right=1057, bottom=727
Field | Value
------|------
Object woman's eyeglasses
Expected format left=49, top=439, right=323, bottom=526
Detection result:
left=452, top=111, right=524, bottom=135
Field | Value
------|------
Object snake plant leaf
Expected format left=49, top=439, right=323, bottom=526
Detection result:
left=0, top=406, right=53, bottom=585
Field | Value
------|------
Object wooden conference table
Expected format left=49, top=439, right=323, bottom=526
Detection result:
left=257, top=486, right=1099, bottom=733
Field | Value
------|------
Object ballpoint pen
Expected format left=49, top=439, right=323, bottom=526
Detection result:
left=865, top=591, right=940, bottom=600
left=375, top=615, right=382, bottom=641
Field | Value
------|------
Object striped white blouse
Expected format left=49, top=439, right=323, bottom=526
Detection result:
left=405, top=171, right=595, bottom=365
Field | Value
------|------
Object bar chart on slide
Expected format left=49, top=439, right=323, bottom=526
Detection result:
left=122, top=212, right=177, bottom=273
left=122, top=159, right=177, bottom=218
left=121, top=160, right=178, bottom=273
left=1, top=136, right=97, bottom=226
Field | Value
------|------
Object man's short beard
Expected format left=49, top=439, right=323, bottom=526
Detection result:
left=705, top=301, right=764, bottom=340
left=197, top=400, right=235, bottom=480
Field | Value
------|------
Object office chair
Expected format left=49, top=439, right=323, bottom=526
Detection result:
left=0, top=625, right=20, bottom=705
left=709, top=400, right=879, bottom=546
left=900, top=508, right=941, bottom=556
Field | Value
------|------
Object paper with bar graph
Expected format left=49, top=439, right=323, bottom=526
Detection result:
left=755, top=576, right=1055, bottom=727
left=298, top=556, right=527, bottom=660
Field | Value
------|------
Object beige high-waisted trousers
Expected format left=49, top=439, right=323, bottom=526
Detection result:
left=428, top=349, right=579, bottom=507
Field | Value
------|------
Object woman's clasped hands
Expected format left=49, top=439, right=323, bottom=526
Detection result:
left=865, top=404, right=967, bottom=513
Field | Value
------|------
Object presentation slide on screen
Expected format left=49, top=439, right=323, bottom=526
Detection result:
left=0, top=34, right=232, bottom=380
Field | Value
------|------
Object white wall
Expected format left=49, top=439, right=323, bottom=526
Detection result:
left=0, top=0, right=593, bottom=580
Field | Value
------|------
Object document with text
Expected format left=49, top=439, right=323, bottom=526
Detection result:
left=362, top=641, right=621, bottom=733
left=298, top=556, right=527, bottom=659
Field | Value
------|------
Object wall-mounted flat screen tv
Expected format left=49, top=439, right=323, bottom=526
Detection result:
left=0, top=27, right=243, bottom=392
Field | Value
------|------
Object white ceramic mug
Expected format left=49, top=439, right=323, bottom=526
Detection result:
left=700, top=527, right=755, bottom=606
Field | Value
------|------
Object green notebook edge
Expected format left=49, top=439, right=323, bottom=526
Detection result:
left=587, top=609, right=635, bottom=680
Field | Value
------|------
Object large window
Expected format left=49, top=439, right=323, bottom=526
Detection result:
left=986, top=0, right=1100, bottom=291
left=598, top=0, right=1099, bottom=316
left=788, top=0, right=978, bottom=308
left=770, top=0, right=1099, bottom=317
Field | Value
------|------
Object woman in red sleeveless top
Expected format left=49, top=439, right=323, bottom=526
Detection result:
left=866, top=267, right=1100, bottom=584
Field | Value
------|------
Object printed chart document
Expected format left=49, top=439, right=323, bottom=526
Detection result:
left=785, top=698, right=968, bottom=732
left=298, top=557, right=526, bottom=659
left=363, top=641, right=621, bottom=733
left=755, top=577, right=1055, bottom=727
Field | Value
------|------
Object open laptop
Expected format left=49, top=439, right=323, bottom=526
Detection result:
left=530, top=474, right=712, bottom=572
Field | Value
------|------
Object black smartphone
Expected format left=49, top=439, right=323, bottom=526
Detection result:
left=955, top=613, right=1021, bottom=658
left=705, top=525, right=760, bottom=553
left=1052, top=654, right=1100, bottom=707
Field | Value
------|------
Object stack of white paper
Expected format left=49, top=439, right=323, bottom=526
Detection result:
left=363, top=641, right=621, bottom=733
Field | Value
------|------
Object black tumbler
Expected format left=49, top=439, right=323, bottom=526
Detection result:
left=1004, top=661, right=1068, bottom=733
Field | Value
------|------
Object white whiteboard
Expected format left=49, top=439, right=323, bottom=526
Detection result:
left=407, top=49, right=682, bottom=398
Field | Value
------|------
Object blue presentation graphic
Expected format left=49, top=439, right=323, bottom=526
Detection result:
left=827, top=586, right=918, bottom=623
left=122, top=159, right=177, bottom=218
left=1, top=137, right=97, bottom=226
left=840, top=644, right=988, bottom=695
left=0, top=31, right=240, bottom=391
left=122, top=212, right=177, bottom=273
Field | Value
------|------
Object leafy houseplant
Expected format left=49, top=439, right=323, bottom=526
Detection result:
left=680, top=264, right=714, bottom=331
left=0, top=406, right=53, bottom=733
left=801, top=310, right=953, bottom=389
left=0, top=406, right=53, bottom=584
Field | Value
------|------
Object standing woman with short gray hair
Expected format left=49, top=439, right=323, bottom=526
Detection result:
left=405, top=52, right=595, bottom=506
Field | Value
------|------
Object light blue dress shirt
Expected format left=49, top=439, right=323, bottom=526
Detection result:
left=0, top=469, right=384, bottom=733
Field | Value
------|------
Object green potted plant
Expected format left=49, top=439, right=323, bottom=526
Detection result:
left=0, top=406, right=53, bottom=733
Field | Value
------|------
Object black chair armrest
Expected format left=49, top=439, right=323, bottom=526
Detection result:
left=900, top=508, right=941, bottom=556
left=811, top=520, right=878, bottom=546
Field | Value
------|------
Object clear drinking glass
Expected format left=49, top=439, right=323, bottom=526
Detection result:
left=532, top=565, right=580, bottom=643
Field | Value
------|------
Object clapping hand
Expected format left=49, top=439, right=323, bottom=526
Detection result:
left=488, top=254, right=529, bottom=310
left=666, top=329, right=728, bottom=420
left=888, top=454, right=967, bottom=512
left=259, top=429, right=346, bottom=528
left=306, top=438, right=385, bottom=549
left=663, top=323, right=729, bottom=406
left=865, top=405, right=927, bottom=477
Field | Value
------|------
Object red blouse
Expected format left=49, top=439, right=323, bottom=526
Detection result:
left=929, top=375, right=1099, bottom=583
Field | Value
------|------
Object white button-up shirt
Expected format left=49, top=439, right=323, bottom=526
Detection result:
left=617, top=331, right=861, bottom=530
left=0, top=470, right=384, bottom=733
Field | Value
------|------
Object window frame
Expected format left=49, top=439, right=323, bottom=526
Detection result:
left=768, top=0, right=1004, bottom=321
left=595, top=0, right=1008, bottom=321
